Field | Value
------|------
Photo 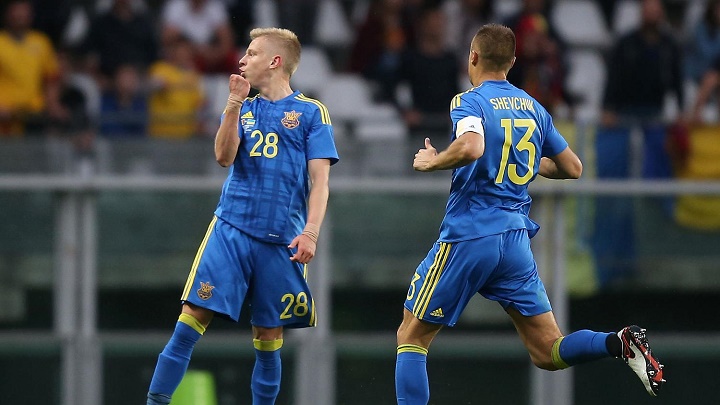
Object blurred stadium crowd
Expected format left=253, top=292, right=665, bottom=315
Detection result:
left=2, top=0, right=720, bottom=288
left=1, top=0, right=719, bottom=143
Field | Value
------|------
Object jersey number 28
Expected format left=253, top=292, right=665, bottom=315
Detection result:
left=495, top=118, right=537, bottom=185
left=249, top=130, right=279, bottom=158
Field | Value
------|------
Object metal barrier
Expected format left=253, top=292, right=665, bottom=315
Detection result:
left=2, top=171, right=720, bottom=404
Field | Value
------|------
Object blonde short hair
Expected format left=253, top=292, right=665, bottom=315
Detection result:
left=250, top=27, right=301, bottom=76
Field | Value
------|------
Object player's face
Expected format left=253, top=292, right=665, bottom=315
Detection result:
left=238, top=37, right=276, bottom=86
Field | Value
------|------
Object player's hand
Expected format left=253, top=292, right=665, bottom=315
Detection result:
left=229, top=74, right=251, bottom=99
left=413, top=138, right=438, bottom=172
left=288, top=234, right=316, bottom=264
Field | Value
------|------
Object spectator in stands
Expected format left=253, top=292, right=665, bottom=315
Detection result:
left=503, top=0, right=568, bottom=115
left=685, top=0, right=720, bottom=84
left=443, top=0, right=495, bottom=71
left=99, top=64, right=147, bottom=137
left=148, top=36, right=205, bottom=139
left=160, top=0, right=237, bottom=73
left=30, top=0, right=72, bottom=49
left=394, top=4, right=458, bottom=137
left=82, top=0, right=157, bottom=88
left=0, top=0, right=63, bottom=136
left=593, top=0, right=684, bottom=288
left=46, top=52, right=93, bottom=136
left=689, top=55, right=720, bottom=125
left=511, top=13, right=566, bottom=114
left=348, top=0, right=417, bottom=102
left=226, top=0, right=253, bottom=46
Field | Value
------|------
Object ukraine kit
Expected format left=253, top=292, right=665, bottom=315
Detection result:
left=405, top=81, right=569, bottom=325
left=183, top=91, right=339, bottom=328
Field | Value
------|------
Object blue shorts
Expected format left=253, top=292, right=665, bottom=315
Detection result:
left=404, top=229, right=551, bottom=326
left=181, top=216, right=316, bottom=328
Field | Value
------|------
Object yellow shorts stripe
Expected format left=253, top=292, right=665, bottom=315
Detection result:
left=412, top=243, right=451, bottom=319
left=181, top=216, right=217, bottom=300
left=418, top=243, right=452, bottom=318
left=397, top=344, right=428, bottom=355
left=309, top=298, right=317, bottom=326
left=411, top=243, right=444, bottom=317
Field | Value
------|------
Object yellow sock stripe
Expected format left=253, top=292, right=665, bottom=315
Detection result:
left=296, top=95, right=331, bottom=125
left=253, top=338, right=284, bottom=351
left=551, top=337, right=570, bottom=369
left=182, top=217, right=217, bottom=300
left=418, top=243, right=451, bottom=318
left=412, top=243, right=447, bottom=317
left=397, top=344, right=428, bottom=355
left=178, top=313, right=206, bottom=335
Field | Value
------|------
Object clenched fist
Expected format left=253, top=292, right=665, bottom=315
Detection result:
left=229, top=74, right=251, bottom=99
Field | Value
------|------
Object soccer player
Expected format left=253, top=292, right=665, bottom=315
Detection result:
left=146, top=27, right=339, bottom=405
left=395, top=24, right=665, bottom=404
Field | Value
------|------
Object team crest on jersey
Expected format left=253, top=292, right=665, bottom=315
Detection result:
left=197, top=281, right=215, bottom=300
left=281, top=110, right=302, bottom=129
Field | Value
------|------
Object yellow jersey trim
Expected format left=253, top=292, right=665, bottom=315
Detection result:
left=295, top=94, right=331, bottom=125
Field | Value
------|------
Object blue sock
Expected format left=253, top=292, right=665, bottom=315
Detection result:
left=396, top=345, right=430, bottom=405
left=147, top=314, right=205, bottom=404
left=251, top=339, right=283, bottom=405
left=551, top=330, right=612, bottom=369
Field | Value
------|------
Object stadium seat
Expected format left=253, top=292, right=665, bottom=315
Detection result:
left=62, top=5, right=89, bottom=47
left=314, top=0, right=354, bottom=48
left=612, top=0, right=641, bottom=36
left=494, top=0, right=522, bottom=22
left=565, top=49, right=606, bottom=121
left=253, top=0, right=280, bottom=28
left=69, top=73, right=101, bottom=120
left=354, top=115, right=407, bottom=142
left=683, top=0, right=706, bottom=38
left=170, top=370, right=217, bottom=405
left=350, top=0, right=371, bottom=25
left=354, top=118, right=409, bottom=176
left=317, top=73, right=377, bottom=122
left=291, top=46, right=333, bottom=97
left=551, top=0, right=612, bottom=48
left=202, top=74, right=231, bottom=120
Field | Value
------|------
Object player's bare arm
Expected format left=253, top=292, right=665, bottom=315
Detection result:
left=215, top=74, right=251, bottom=167
left=413, top=132, right=484, bottom=172
left=289, top=158, right=331, bottom=264
left=539, top=147, right=583, bottom=179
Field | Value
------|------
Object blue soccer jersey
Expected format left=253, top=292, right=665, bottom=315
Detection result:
left=214, top=91, right=339, bottom=244
left=439, top=80, right=568, bottom=242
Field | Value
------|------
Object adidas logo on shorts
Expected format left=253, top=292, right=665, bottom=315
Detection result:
left=430, top=308, right=444, bottom=318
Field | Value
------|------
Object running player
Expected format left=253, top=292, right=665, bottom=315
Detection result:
left=147, top=27, right=339, bottom=405
left=395, top=23, right=664, bottom=404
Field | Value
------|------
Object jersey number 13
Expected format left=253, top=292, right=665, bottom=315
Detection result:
left=495, top=118, right=537, bottom=185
